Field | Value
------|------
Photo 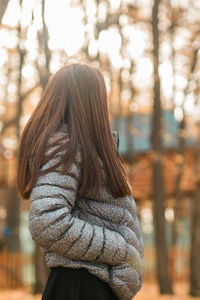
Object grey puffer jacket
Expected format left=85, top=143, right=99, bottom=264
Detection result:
left=28, top=122, right=144, bottom=300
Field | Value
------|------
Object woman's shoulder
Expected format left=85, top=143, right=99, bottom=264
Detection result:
left=47, top=123, right=119, bottom=162
left=42, top=124, right=70, bottom=161
left=49, top=122, right=118, bottom=147
left=48, top=123, right=83, bottom=164
left=46, top=123, right=70, bottom=149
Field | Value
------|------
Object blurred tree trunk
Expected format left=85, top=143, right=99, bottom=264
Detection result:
left=6, top=2, right=26, bottom=253
left=33, top=0, right=51, bottom=293
left=150, top=0, right=173, bottom=294
left=190, top=61, right=200, bottom=297
left=126, top=61, right=135, bottom=164
left=168, top=0, right=181, bottom=250
left=190, top=121, right=200, bottom=296
left=172, top=47, right=199, bottom=248
left=172, top=119, right=184, bottom=245
left=0, top=0, right=9, bottom=23
left=36, top=0, right=51, bottom=89
left=6, top=187, right=20, bottom=251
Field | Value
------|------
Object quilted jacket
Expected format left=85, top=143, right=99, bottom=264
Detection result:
left=28, top=122, right=144, bottom=300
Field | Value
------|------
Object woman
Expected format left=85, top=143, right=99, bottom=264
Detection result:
left=17, top=63, right=144, bottom=300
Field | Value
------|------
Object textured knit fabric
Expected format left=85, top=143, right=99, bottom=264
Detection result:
left=28, top=122, right=145, bottom=300
left=41, top=266, right=118, bottom=300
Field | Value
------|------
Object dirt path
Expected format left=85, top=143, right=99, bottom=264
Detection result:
left=0, top=282, right=200, bottom=300
left=135, top=282, right=200, bottom=300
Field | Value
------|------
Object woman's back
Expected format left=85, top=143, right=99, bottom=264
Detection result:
left=28, top=122, right=144, bottom=300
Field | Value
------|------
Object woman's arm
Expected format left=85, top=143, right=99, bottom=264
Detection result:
left=28, top=137, right=135, bottom=266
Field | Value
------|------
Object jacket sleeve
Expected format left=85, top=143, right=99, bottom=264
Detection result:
left=28, top=134, right=133, bottom=266
left=127, top=195, right=145, bottom=280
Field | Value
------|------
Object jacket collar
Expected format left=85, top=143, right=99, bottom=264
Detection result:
left=58, top=122, right=119, bottom=149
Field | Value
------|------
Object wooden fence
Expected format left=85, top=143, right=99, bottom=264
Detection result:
left=0, top=250, right=34, bottom=290
left=0, top=246, right=190, bottom=290
left=144, top=246, right=190, bottom=282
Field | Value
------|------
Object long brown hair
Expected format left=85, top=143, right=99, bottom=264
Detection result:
left=17, top=63, right=132, bottom=200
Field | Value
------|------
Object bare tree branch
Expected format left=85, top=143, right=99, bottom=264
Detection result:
left=0, top=0, right=10, bottom=23
left=0, top=82, right=40, bottom=134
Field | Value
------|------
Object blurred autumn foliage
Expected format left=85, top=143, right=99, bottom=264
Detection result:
left=0, top=0, right=200, bottom=297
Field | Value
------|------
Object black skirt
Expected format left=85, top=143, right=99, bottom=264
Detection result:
left=41, top=266, right=119, bottom=300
